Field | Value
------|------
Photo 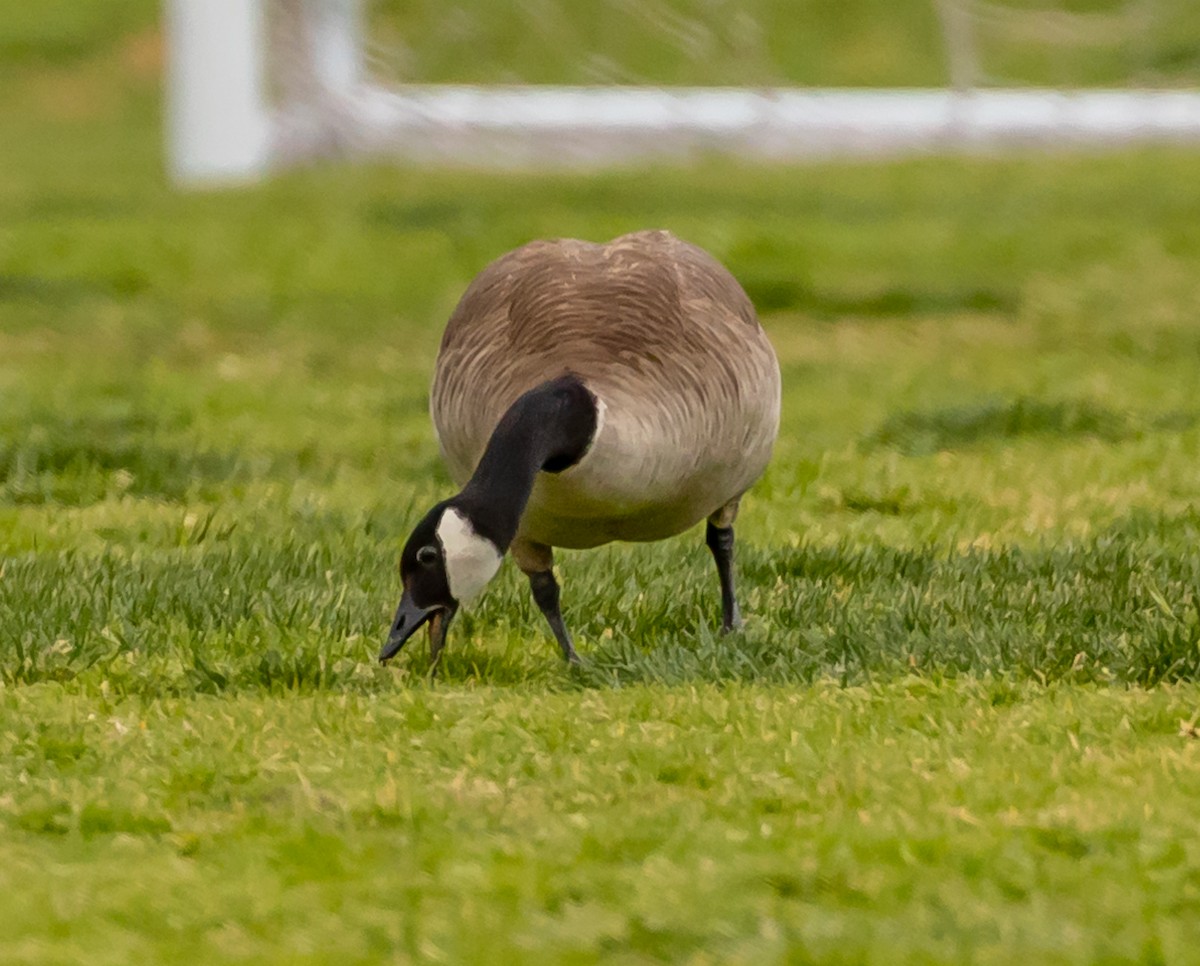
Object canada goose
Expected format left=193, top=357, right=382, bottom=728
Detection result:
left=380, top=229, right=780, bottom=665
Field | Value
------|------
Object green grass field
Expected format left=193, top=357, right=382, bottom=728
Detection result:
left=4, top=6, right=1200, bottom=964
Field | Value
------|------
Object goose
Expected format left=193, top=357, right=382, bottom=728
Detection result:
left=380, top=229, right=780, bottom=665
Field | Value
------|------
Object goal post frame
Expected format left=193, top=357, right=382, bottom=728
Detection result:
left=165, top=0, right=365, bottom=183
left=164, top=0, right=1200, bottom=186
left=165, top=0, right=273, bottom=183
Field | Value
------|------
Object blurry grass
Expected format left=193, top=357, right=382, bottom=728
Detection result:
left=864, top=397, right=1198, bottom=456
left=0, top=0, right=157, bottom=66
left=0, top=398, right=240, bottom=505
left=4, top=11, right=1200, bottom=962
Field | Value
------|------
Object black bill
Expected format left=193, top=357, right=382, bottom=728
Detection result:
left=379, top=591, right=435, bottom=662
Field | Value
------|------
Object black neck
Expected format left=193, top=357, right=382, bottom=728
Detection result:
left=455, top=375, right=598, bottom=551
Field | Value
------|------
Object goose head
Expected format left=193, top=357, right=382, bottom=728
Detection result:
left=380, top=501, right=503, bottom=662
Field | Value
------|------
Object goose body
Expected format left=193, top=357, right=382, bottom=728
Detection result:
left=382, top=230, right=780, bottom=665
left=433, top=230, right=780, bottom=548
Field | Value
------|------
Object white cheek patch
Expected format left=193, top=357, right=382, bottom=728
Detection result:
left=436, top=508, right=502, bottom=606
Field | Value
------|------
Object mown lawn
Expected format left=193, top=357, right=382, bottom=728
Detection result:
left=4, top=682, right=1199, bottom=964
left=3, top=8, right=1200, bottom=964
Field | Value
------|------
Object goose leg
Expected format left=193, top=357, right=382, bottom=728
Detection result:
left=706, top=501, right=742, bottom=632
left=529, top=570, right=580, bottom=664
left=513, top=539, right=581, bottom=664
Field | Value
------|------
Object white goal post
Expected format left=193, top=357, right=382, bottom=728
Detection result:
left=164, top=0, right=1200, bottom=185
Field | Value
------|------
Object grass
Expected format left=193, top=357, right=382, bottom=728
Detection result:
left=4, top=7, right=1200, bottom=963
left=3, top=682, right=1200, bottom=964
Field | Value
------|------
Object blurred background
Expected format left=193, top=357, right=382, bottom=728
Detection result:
left=4, top=0, right=1200, bottom=526
left=165, top=0, right=1200, bottom=178
left=3, top=1, right=1200, bottom=685
left=6, top=0, right=1200, bottom=220
left=9, top=1, right=1200, bottom=183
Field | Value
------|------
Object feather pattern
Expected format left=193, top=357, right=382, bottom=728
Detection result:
left=430, top=230, right=780, bottom=549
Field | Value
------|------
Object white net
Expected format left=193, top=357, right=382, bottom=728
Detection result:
left=363, top=0, right=788, bottom=88
left=938, top=0, right=1200, bottom=90
left=358, top=0, right=1200, bottom=89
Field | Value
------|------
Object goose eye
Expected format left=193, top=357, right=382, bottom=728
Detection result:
left=416, top=545, right=439, bottom=567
